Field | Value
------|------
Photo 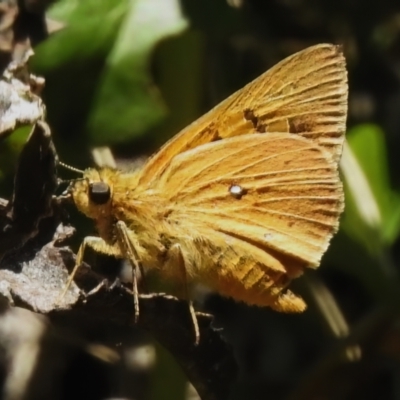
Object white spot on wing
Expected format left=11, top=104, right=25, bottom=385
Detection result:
left=229, top=184, right=246, bottom=199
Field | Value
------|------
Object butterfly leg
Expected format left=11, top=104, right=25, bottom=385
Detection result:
left=165, top=244, right=200, bottom=345
left=115, top=220, right=142, bottom=322
left=57, top=236, right=121, bottom=303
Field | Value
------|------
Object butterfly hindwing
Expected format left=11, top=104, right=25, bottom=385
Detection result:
left=157, top=133, right=343, bottom=269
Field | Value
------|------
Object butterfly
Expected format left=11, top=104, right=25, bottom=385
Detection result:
left=62, top=44, right=348, bottom=336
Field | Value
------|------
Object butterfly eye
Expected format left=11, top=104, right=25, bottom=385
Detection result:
left=88, top=182, right=111, bottom=205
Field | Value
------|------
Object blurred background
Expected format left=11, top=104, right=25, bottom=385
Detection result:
left=1, top=0, right=400, bottom=399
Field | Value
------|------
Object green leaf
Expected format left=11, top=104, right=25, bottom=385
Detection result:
left=340, top=124, right=400, bottom=255
left=0, top=126, right=33, bottom=194
left=32, top=0, right=188, bottom=145
left=87, top=0, right=188, bottom=144
left=37, top=0, right=127, bottom=68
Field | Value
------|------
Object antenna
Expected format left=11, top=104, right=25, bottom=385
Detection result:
left=59, top=162, right=85, bottom=175
left=57, top=177, right=85, bottom=186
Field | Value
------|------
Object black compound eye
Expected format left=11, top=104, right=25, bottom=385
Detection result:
left=88, top=182, right=111, bottom=205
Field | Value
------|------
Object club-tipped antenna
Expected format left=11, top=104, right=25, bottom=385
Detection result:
left=59, top=162, right=85, bottom=175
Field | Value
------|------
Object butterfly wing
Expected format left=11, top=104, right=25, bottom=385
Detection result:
left=138, top=43, right=347, bottom=187
left=155, top=133, right=342, bottom=307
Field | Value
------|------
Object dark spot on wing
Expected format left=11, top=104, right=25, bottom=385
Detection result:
left=244, top=108, right=267, bottom=133
left=258, top=124, right=266, bottom=133
left=244, top=108, right=258, bottom=128
left=212, top=130, right=222, bottom=141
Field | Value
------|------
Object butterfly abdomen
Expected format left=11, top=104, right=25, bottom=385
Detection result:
left=195, top=233, right=308, bottom=311
left=206, top=254, right=306, bottom=312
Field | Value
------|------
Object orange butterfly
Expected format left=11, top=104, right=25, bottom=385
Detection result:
left=64, top=44, right=348, bottom=323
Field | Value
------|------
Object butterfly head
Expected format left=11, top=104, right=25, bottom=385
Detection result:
left=70, top=168, right=117, bottom=220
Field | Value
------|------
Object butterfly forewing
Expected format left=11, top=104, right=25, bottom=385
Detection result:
left=138, top=44, right=347, bottom=187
